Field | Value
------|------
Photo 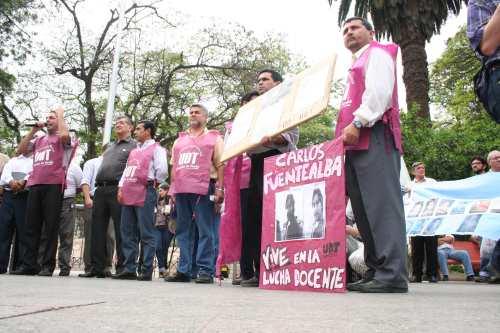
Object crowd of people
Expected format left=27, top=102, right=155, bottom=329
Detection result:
left=0, top=68, right=295, bottom=285
left=1, top=8, right=500, bottom=293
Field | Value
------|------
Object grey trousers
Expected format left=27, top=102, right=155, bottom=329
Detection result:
left=345, top=122, right=408, bottom=286
left=82, top=207, right=115, bottom=273
left=57, top=197, right=76, bottom=271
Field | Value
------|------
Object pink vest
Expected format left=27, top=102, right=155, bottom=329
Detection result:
left=171, top=130, right=219, bottom=195
left=121, top=143, right=157, bottom=207
left=335, top=41, right=403, bottom=153
left=28, top=134, right=68, bottom=186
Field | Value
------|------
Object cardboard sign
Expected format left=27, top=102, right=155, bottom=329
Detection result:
left=221, top=54, right=337, bottom=162
left=259, top=139, right=346, bottom=293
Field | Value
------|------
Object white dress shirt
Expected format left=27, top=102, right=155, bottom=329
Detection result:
left=119, top=139, right=168, bottom=186
left=80, top=156, right=103, bottom=196
left=64, top=163, right=83, bottom=198
left=352, top=44, right=396, bottom=127
left=0, top=155, right=33, bottom=189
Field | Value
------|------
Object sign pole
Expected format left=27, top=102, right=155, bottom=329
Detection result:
left=103, top=6, right=125, bottom=146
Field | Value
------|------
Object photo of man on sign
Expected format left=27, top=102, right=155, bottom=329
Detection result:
left=275, top=182, right=326, bottom=242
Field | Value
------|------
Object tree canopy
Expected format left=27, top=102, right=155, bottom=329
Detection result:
left=402, top=26, right=499, bottom=181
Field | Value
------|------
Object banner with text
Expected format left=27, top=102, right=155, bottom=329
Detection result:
left=405, top=172, right=500, bottom=240
left=221, top=54, right=337, bottom=162
left=259, top=138, right=346, bottom=293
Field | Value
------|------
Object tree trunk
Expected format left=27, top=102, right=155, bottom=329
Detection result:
left=395, top=24, right=431, bottom=122
left=85, top=80, right=97, bottom=159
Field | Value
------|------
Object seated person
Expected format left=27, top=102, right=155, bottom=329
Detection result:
left=437, top=234, right=475, bottom=281
left=345, top=200, right=368, bottom=278
left=346, top=224, right=368, bottom=277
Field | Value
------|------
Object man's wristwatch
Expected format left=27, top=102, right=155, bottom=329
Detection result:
left=352, top=120, right=363, bottom=129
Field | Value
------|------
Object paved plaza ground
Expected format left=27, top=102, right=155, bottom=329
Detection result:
left=1, top=272, right=499, bottom=332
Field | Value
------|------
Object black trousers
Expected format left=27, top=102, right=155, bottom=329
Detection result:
left=0, top=191, right=28, bottom=272
left=410, top=236, right=438, bottom=277
left=241, top=149, right=281, bottom=280
left=239, top=188, right=251, bottom=278
left=90, top=185, right=124, bottom=273
left=23, top=184, right=63, bottom=272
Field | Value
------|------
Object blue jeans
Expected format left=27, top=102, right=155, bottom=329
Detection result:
left=438, top=247, right=474, bottom=276
left=156, top=227, right=174, bottom=271
left=491, top=239, right=500, bottom=273
left=120, top=185, right=157, bottom=275
left=175, top=193, right=215, bottom=277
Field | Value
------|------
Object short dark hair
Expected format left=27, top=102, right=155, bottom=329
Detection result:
left=159, top=182, right=169, bottom=190
left=258, top=69, right=283, bottom=83
left=240, top=91, right=259, bottom=106
left=312, top=188, right=323, bottom=206
left=343, top=16, right=373, bottom=31
left=138, top=120, right=156, bottom=138
left=470, top=156, right=487, bottom=165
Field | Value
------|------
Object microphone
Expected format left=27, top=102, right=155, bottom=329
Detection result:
left=25, top=122, right=47, bottom=128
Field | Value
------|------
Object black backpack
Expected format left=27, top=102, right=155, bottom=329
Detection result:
left=474, top=60, right=500, bottom=123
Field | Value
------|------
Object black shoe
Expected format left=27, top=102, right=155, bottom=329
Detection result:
left=358, top=280, right=408, bottom=293
left=59, top=270, right=70, bottom=277
left=410, top=275, right=422, bottom=283
left=488, top=277, right=500, bottom=284
left=10, top=268, right=39, bottom=276
left=112, top=271, right=137, bottom=280
left=195, top=274, right=214, bottom=284
left=442, top=275, right=449, bottom=281
left=240, top=276, right=259, bottom=287
left=347, top=278, right=373, bottom=292
left=428, top=275, right=438, bottom=283
left=487, top=264, right=500, bottom=281
left=221, top=265, right=229, bottom=279
left=38, top=270, right=53, bottom=277
left=165, top=271, right=191, bottom=282
left=475, top=276, right=489, bottom=283
left=466, top=275, right=475, bottom=282
left=104, top=271, right=113, bottom=278
left=232, top=278, right=241, bottom=285
left=78, top=271, right=105, bottom=278
left=137, top=273, right=152, bottom=281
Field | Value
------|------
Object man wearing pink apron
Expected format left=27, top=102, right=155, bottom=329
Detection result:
left=11, top=107, right=76, bottom=276
left=113, top=120, right=168, bottom=281
left=336, top=17, right=407, bottom=293
left=165, top=104, right=224, bottom=284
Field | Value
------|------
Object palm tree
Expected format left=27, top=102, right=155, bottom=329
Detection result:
left=328, top=0, right=468, bottom=121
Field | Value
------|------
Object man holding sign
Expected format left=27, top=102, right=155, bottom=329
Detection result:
left=335, top=17, right=407, bottom=293
left=240, top=70, right=299, bottom=287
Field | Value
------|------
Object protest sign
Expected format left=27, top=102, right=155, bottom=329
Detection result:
left=405, top=172, right=500, bottom=240
left=259, top=138, right=346, bottom=293
left=221, top=54, right=337, bottom=162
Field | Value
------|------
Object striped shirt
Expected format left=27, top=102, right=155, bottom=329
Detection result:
left=467, top=0, right=500, bottom=65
